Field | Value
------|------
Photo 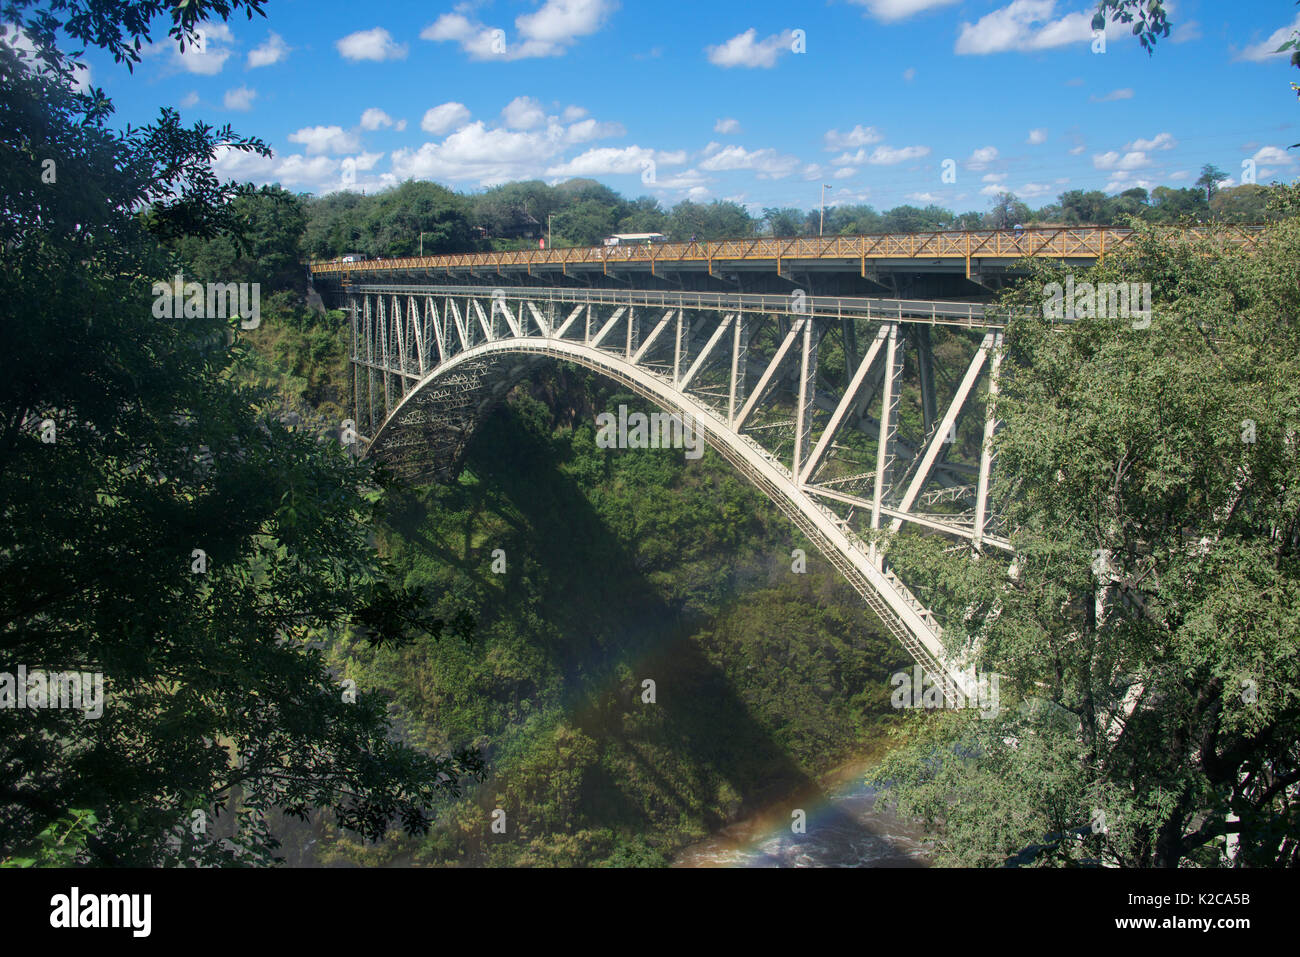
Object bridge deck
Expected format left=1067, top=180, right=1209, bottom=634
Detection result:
left=310, top=224, right=1262, bottom=281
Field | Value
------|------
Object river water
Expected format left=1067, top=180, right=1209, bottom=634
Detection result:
left=672, top=758, right=933, bottom=868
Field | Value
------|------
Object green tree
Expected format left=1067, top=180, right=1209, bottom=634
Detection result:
left=1197, top=163, right=1229, bottom=201
left=172, top=186, right=306, bottom=288
left=872, top=194, right=1300, bottom=867
left=1148, top=185, right=1209, bottom=223
left=1058, top=189, right=1114, bottom=226
left=762, top=207, right=806, bottom=237
left=986, top=192, right=1031, bottom=229
left=616, top=196, right=669, bottom=235
left=552, top=198, right=618, bottom=247
left=1211, top=184, right=1275, bottom=222
left=883, top=204, right=951, bottom=232
left=667, top=200, right=756, bottom=241
left=0, top=0, right=482, bottom=866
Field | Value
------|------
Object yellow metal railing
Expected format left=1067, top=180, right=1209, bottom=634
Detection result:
left=308, top=225, right=1264, bottom=277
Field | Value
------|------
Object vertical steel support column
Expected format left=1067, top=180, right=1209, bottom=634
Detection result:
left=871, top=323, right=902, bottom=534
left=973, top=331, right=1004, bottom=548
left=364, top=295, right=377, bottom=436
left=379, top=295, right=390, bottom=416
left=673, top=310, right=686, bottom=386
left=728, top=312, right=747, bottom=425
left=349, top=294, right=360, bottom=438
left=793, top=318, right=819, bottom=482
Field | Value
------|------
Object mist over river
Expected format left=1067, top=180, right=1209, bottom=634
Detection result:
left=673, top=758, right=932, bottom=868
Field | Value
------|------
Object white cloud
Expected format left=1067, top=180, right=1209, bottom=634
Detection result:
left=715, top=117, right=743, bottom=134
left=1068, top=144, right=1086, bottom=155
left=850, top=0, right=960, bottom=22
left=654, top=169, right=711, bottom=191
left=1252, top=145, right=1296, bottom=166
left=832, top=167, right=857, bottom=180
left=180, top=90, right=199, bottom=108
left=1236, top=14, right=1300, bottom=62
left=1104, top=173, right=1156, bottom=192
left=902, top=66, right=917, bottom=82
left=562, top=105, right=589, bottom=122
left=706, top=29, right=795, bottom=69
left=212, top=145, right=385, bottom=194
left=517, top=0, right=617, bottom=46
left=1171, top=21, right=1202, bottom=44
left=907, top=191, right=943, bottom=203
left=345, top=151, right=385, bottom=172
left=174, top=22, right=234, bottom=75
left=337, top=27, right=408, bottom=62
left=247, top=32, right=289, bottom=68
left=699, top=142, right=801, bottom=178
left=502, top=96, right=547, bottom=130
left=289, top=125, right=362, bottom=155
left=1027, top=128, right=1048, bottom=145
left=1091, top=88, right=1134, bottom=102
left=421, top=102, right=472, bottom=135
left=865, top=144, right=930, bottom=165
left=833, top=144, right=930, bottom=165
left=1093, top=150, right=1151, bottom=171
left=834, top=188, right=873, bottom=203
left=983, top=172, right=1007, bottom=183
left=1017, top=181, right=1053, bottom=198
left=1126, top=132, right=1176, bottom=151
left=223, top=85, right=256, bottom=111
left=392, top=122, right=563, bottom=185
left=824, top=125, right=884, bottom=150
left=546, top=145, right=657, bottom=176
left=360, top=108, right=396, bottom=130
left=967, top=145, right=999, bottom=169
left=956, top=0, right=1122, bottom=55
left=423, top=0, right=616, bottom=60
left=565, top=117, right=626, bottom=144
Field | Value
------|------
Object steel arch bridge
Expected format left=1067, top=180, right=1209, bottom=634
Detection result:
left=338, top=283, right=1020, bottom=700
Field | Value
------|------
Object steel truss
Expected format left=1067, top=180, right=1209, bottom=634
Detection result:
left=346, top=284, right=1013, bottom=703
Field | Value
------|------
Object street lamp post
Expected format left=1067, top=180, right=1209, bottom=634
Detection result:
left=548, top=213, right=553, bottom=249
left=419, top=231, right=431, bottom=257
left=820, top=184, right=833, bottom=237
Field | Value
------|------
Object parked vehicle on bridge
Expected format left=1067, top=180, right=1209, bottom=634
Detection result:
left=603, top=233, right=667, bottom=247
left=340, top=252, right=366, bottom=263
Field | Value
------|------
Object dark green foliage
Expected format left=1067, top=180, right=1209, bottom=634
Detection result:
left=871, top=206, right=1300, bottom=867
left=0, top=1, right=480, bottom=867
left=308, top=382, right=908, bottom=867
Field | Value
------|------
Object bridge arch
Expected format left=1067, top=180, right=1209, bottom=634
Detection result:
left=371, top=334, right=963, bottom=690
left=343, top=285, right=1010, bottom=700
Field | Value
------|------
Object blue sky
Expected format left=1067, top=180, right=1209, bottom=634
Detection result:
left=72, top=0, right=1300, bottom=213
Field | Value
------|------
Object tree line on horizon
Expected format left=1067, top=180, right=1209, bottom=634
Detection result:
left=301, top=165, right=1285, bottom=262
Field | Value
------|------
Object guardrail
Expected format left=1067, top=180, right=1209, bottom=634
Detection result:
left=346, top=283, right=1036, bottom=328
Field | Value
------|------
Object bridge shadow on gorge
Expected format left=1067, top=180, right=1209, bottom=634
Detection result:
left=376, top=384, right=910, bottom=864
